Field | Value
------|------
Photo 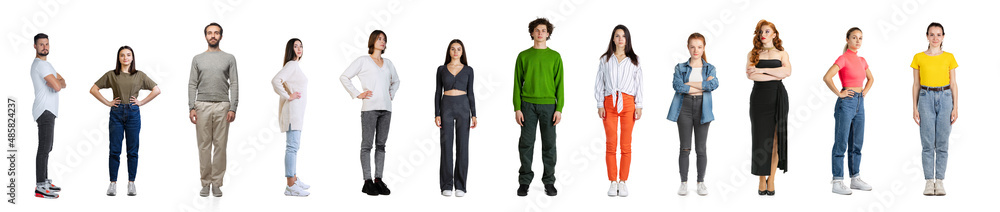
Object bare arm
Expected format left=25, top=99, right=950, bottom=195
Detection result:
left=759, top=51, right=793, bottom=79
left=56, top=73, right=66, bottom=88
left=861, top=68, right=874, bottom=97
left=43, top=74, right=62, bottom=92
left=822, top=64, right=843, bottom=97
left=949, top=68, right=958, bottom=124
left=912, top=68, right=921, bottom=125
left=89, top=84, right=116, bottom=107
left=136, top=86, right=161, bottom=106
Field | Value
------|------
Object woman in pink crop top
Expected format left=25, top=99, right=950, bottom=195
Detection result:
left=822, top=27, right=875, bottom=195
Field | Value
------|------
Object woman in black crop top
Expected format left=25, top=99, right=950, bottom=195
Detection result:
left=434, top=39, right=477, bottom=197
left=746, top=19, right=792, bottom=196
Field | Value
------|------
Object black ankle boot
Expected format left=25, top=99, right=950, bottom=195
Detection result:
left=374, top=178, right=391, bottom=195
left=363, top=180, right=378, bottom=196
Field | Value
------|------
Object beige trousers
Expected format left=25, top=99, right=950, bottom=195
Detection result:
left=195, top=101, right=230, bottom=187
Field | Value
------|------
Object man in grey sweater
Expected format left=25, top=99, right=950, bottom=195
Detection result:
left=188, top=22, right=238, bottom=197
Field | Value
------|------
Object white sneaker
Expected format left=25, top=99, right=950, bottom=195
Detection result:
left=923, top=180, right=935, bottom=196
left=295, top=177, right=310, bottom=190
left=284, top=184, right=310, bottom=197
left=442, top=189, right=453, bottom=196
left=106, top=182, right=117, bottom=196
left=677, top=182, right=688, bottom=196
left=617, top=181, right=629, bottom=197
left=455, top=190, right=465, bottom=197
left=607, top=181, right=618, bottom=197
left=696, top=182, right=708, bottom=196
left=934, top=180, right=946, bottom=196
left=127, top=182, right=137, bottom=196
left=831, top=180, right=852, bottom=195
left=850, top=177, right=872, bottom=191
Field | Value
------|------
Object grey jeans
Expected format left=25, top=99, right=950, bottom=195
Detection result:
left=361, top=110, right=391, bottom=180
left=677, top=95, right=710, bottom=182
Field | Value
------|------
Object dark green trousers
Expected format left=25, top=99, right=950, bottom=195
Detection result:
left=518, top=101, right=557, bottom=185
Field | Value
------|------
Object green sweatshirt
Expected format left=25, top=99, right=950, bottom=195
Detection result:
left=513, top=47, right=564, bottom=112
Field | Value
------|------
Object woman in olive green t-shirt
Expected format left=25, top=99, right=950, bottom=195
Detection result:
left=88, top=46, right=161, bottom=196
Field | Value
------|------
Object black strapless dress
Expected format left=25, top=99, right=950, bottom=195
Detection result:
left=749, top=59, right=788, bottom=176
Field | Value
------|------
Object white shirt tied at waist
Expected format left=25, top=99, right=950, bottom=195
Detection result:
left=594, top=56, right=644, bottom=113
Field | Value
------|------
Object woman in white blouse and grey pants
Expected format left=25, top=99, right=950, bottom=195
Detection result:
left=272, top=38, right=311, bottom=196
left=595, top=25, right=644, bottom=197
left=340, top=30, right=400, bottom=196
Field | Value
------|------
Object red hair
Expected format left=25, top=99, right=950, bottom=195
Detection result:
left=750, top=19, right=784, bottom=66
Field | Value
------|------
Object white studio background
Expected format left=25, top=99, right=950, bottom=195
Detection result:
left=2, top=0, right=998, bottom=211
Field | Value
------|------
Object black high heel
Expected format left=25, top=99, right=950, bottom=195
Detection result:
left=765, top=190, right=775, bottom=196
left=758, top=190, right=766, bottom=195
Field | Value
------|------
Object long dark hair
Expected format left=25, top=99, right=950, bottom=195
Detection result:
left=844, top=27, right=862, bottom=53
left=926, top=22, right=945, bottom=50
left=443, top=39, right=468, bottom=66
left=284, top=38, right=302, bottom=65
left=601, top=25, right=639, bottom=65
left=114, top=46, right=137, bottom=75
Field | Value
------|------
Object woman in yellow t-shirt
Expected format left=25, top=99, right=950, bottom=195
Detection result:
left=909, top=22, right=958, bottom=197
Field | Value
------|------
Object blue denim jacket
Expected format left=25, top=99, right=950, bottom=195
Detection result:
left=667, top=59, right=718, bottom=124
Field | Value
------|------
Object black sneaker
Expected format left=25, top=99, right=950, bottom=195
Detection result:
left=374, top=178, right=391, bottom=195
left=544, top=184, right=557, bottom=196
left=516, top=184, right=529, bottom=196
left=363, top=180, right=379, bottom=196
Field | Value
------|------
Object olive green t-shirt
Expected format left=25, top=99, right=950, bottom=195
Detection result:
left=94, top=70, right=158, bottom=104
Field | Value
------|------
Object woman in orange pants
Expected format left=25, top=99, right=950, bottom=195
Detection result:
left=594, top=25, right=644, bottom=197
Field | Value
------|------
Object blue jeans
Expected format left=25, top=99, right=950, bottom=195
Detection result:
left=918, top=87, right=952, bottom=180
left=285, top=124, right=301, bottom=178
left=831, top=91, right=864, bottom=180
left=109, top=103, right=140, bottom=182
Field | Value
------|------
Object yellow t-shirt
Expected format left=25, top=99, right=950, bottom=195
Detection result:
left=910, top=52, right=958, bottom=87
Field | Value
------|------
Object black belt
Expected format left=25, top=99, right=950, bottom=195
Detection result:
left=921, top=85, right=950, bottom=91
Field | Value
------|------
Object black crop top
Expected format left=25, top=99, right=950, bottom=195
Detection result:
left=435, top=65, right=477, bottom=117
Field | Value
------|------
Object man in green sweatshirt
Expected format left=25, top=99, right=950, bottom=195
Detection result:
left=514, top=18, right=564, bottom=197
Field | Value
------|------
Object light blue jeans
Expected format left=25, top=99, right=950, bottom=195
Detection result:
left=285, top=124, right=301, bottom=178
left=832, top=91, right=864, bottom=180
left=918, top=87, right=952, bottom=180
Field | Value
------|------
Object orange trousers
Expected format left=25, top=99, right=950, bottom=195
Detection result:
left=603, top=94, right=634, bottom=181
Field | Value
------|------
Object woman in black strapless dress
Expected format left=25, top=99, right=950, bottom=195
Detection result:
left=746, top=20, right=792, bottom=196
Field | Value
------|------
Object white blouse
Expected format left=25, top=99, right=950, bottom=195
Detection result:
left=594, top=56, right=644, bottom=113
left=271, top=61, right=308, bottom=132
left=340, top=56, right=401, bottom=112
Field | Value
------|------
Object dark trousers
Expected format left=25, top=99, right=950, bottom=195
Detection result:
left=518, top=101, right=557, bottom=185
left=677, top=95, right=710, bottom=182
left=109, top=104, right=141, bottom=182
left=35, top=110, right=56, bottom=183
left=440, top=95, right=471, bottom=192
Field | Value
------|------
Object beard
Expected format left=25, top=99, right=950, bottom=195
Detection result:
left=38, top=51, right=48, bottom=56
left=207, top=39, right=220, bottom=48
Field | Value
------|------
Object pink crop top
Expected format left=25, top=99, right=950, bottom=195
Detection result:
left=834, top=49, right=868, bottom=87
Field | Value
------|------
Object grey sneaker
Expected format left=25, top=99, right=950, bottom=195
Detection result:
left=922, top=180, right=935, bottom=196
left=200, top=186, right=210, bottom=197
left=107, top=182, right=117, bottom=196
left=45, top=179, right=61, bottom=192
left=127, top=182, right=137, bottom=196
left=933, top=180, right=946, bottom=196
left=212, top=185, right=223, bottom=197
